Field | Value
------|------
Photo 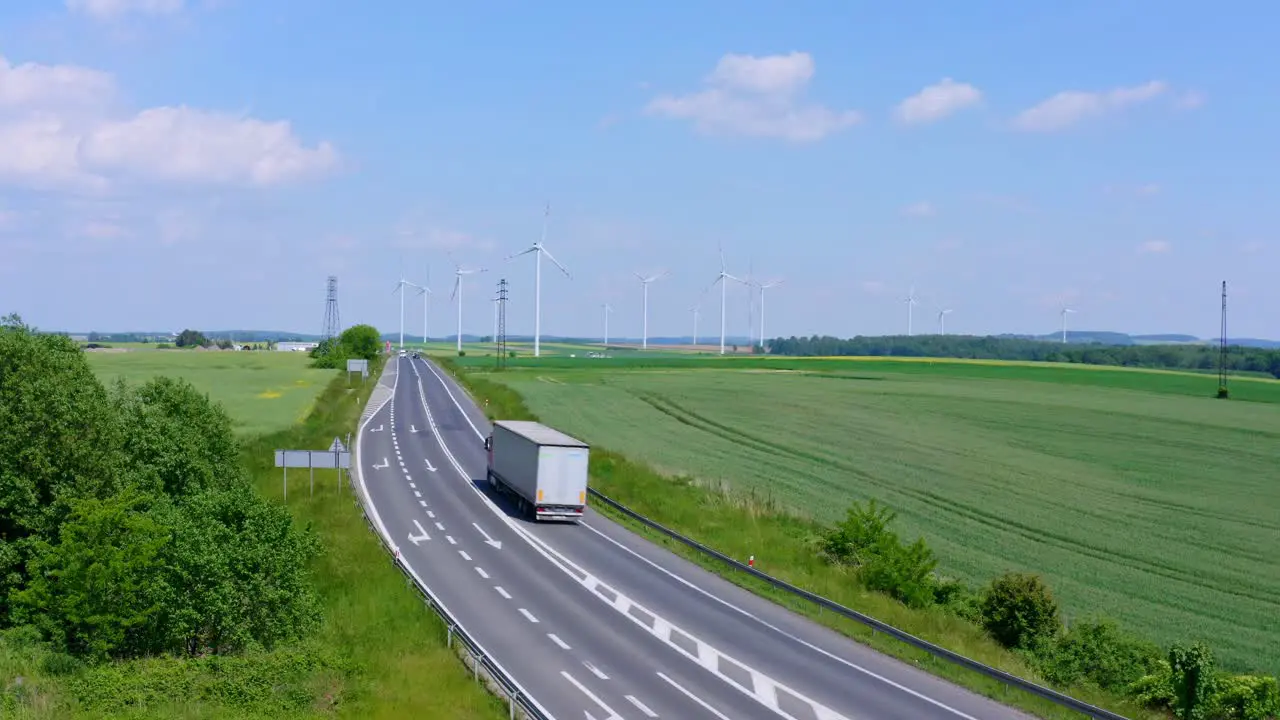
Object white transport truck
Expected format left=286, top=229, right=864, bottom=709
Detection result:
left=484, top=420, right=590, bottom=522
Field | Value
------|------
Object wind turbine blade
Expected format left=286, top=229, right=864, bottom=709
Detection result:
left=540, top=245, right=571, bottom=278
left=634, top=272, right=647, bottom=282
left=505, top=246, right=538, bottom=261
left=391, top=281, right=401, bottom=295
left=450, top=276, right=459, bottom=302
left=655, top=269, right=671, bottom=281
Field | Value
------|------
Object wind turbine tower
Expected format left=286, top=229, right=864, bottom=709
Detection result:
left=635, top=270, right=669, bottom=350
left=507, top=203, right=570, bottom=358
left=416, top=266, right=432, bottom=343
left=707, top=245, right=745, bottom=355
left=905, top=286, right=919, bottom=336
left=690, top=305, right=700, bottom=346
left=449, top=256, right=488, bottom=353
left=602, top=303, right=612, bottom=347
left=937, top=307, right=953, bottom=335
left=392, top=276, right=422, bottom=351
left=752, top=279, right=783, bottom=351
left=1060, top=307, right=1076, bottom=344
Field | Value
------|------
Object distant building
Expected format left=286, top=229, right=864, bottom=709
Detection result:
left=277, top=341, right=319, bottom=352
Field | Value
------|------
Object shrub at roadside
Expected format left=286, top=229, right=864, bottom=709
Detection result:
left=0, top=315, right=321, bottom=663
left=820, top=499, right=939, bottom=608
left=981, top=572, right=1061, bottom=651
left=309, top=323, right=381, bottom=369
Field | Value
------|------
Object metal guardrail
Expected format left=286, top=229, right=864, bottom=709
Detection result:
left=586, top=488, right=1129, bottom=720
left=349, top=361, right=550, bottom=720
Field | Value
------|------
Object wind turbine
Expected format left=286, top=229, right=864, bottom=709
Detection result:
left=751, top=278, right=784, bottom=351
left=602, top=303, right=612, bottom=347
left=635, top=270, right=669, bottom=350
left=449, top=256, right=488, bottom=353
left=506, top=203, right=570, bottom=358
left=690, top=304, right=700, bottom=346
left=706, top=244, right=745, bottom=355
left=1060, top=307, right=1076, bottom=344
left=416, top=266, right=432, bottom=344
left=392, top=276, right=422, bottom=351
left=937, top=307, right=953, bottom=335
left=904, top=286, right=919, bottom=336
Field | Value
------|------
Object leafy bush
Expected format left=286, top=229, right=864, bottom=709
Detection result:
left=1037, top=617, right=1162, bottom=694
left=1211, top=674, right=1280, bottom=720
left=310, top=324, right=381, bottom=368
left=1169, top=642, right=1216, bottom=720
left=980, top=572, right=1060, bottom=650
left=821, top=500, right=939, bottom=608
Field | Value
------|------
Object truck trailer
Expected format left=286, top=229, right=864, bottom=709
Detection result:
left=484, top=420, right=589, bottom=522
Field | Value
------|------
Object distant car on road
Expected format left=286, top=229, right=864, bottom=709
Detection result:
left=398, top=349, right=406, bottom=357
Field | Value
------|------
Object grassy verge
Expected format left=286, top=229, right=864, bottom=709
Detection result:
left=438, top=359, right=1162, bottom=720
left=2, top=362, right=507, bottom=719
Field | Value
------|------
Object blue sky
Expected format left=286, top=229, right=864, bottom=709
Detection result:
left=1, top=0, right=1276, bottom=341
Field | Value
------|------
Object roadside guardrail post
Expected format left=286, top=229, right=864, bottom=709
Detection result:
left=447, top=624, right=453, bottom=648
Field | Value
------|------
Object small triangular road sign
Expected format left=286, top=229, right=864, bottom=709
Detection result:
left=328, top=437, right=347, bottom=453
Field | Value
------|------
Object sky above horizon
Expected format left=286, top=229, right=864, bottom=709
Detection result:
left=2, top=0, right=1277, bottom=341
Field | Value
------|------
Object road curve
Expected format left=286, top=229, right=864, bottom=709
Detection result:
left=358, top=355, right=1035, bottom=720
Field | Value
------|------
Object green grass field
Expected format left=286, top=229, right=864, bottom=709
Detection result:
left=85, top=350, right=335, bottom=437
left=479, top=358, right=1280, bottom=674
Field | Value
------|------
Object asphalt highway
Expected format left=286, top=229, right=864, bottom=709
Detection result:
left=356, top=355, right=1035, bottom=720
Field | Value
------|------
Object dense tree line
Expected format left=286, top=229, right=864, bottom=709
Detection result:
left=309, top=324, right=382, bottom=369
left=0, top=314, right=321, bottom=662
left=821, top=499, right=1280, bottom=719
left=768, top=334, right=1280, bottom=379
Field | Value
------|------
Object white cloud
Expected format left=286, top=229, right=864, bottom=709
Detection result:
left=645, top=52, right=861, bottom=142
left=0, top=54, right=337, bottom=191
left=902, top=201, right=936, bottom=217
left=1012, top=80, right=1168, bottom=132
left=1138, top=239, right=1171, bottom=254
left=66, top=0, right=185, bottom=19
left=894, top=78, right=982, bottom=125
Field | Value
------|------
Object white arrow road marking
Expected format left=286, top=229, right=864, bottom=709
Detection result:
left=583, top=660, right=609, bottom=680
left=372, top=458, right=389, bottom=469
left=369, top=424, right=384, bottom=432
left=410, top=424, right=418, bottom=433
left=472, top=522, right=503, bottom=549
left=562, top=671, right=623, bottom=720
left=424, top=457, right=437, bottom=472
left=407, top=520, right=431, bottom=545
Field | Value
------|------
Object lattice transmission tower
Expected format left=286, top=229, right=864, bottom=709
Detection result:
left=322, top=275, right=341, bottom=341
left=496, top=278, right=509, bottom=370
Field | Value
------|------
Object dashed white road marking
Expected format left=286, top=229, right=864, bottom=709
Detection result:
left=413, top=490, right=421, bottom=498
left=547, top=633, right=570, bottom=650
left=495, top=586, right=511, bottom=599
left=583, top=660, right=609, bottom=680
left=459, top=550, right=471, bottom=561
left=658, top=672, right=731, bottom=720
left=475, top=566, right=490, bottom=579
left=418, top=500, right=427, bottom=507
left=446, top=535, right=456, bottom=545
left=626, top=694, right=659, bottom=718
left=409, top=482, right=416, bottom=489
left=426, top=510, right=435, bottom=518
left=518, top=608, right=539, bottom=624
left=434, top=521, right=444, bottom=531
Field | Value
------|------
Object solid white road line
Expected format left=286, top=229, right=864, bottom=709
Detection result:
left=518, top=608, right=539, bottom=624
left=656, top=672, right=731, bottom=720
left=561, top=671, right=623, bottom=720
left=475, top=566, right=490, bottom=579
left=626, top=694, right=659, bottom=718
left=547, top=633, right=570, bottom=650
left=583, top=660, right=609, bottom=680
left=495, top=586, right=511, bottom=599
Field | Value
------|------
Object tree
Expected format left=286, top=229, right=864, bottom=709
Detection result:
left=113, top=376, right=243, bottom=499
left=11, top=492, right=173, bottom=661
left=338, top=324, right=381, bottom=361
left=981, top=572, right=1061, bottom=650
left=1168, top=642, right=1216, bottom=720
left=0, top=316, right=125, bottom=624
left=174, top=329, right=208, bottom=348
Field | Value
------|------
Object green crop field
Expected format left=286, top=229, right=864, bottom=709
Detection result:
left=481, top=358, right=1280, bottom=674
left=85, top=350, right=335, bottom=437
